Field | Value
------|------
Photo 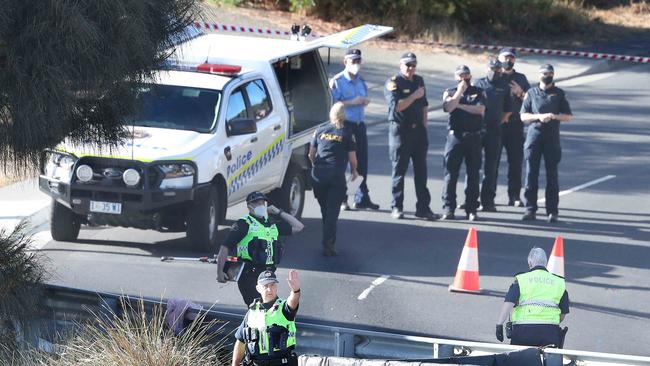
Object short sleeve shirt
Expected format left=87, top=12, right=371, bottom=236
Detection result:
left=330, top=71, right=368, bottom=123
left=473, top=77, right=512, bottom=130
left=504, top=71, right=531, bottom=124
left=235, top=298, right=299, bottom=342
left=504, top=266, right=570, bottom=314
left=310, top=123, right=356, bottom=174
left=384, top=73, right=429, bottom=128
left=444, top=85, right=485, bottom=132
left=520, top=84, right=572, bottom=135
left=223, top=217, right=293, bottom=253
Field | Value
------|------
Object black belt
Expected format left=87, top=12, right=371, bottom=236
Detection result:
left=449, top=130, right=480, bottom=137
left=249, top=353, right=296, bottom=366
left=391, top=121, right=418, bottom=129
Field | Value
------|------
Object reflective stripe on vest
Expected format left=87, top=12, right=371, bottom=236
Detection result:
left=237, top=215, right=279, bottom=265
left=511, top=269, right=565, bottom=325
left=246, top=298, right=297, bottom=355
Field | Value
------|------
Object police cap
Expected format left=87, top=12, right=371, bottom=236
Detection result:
left=455, top=65, right=471, bottom=76
left=498, top=47, right=517, bottom=58
left=344, top=48, right=362, bottom=60
left=488, top=59, right=503, bottom=70
left=257, top=270, right=279, bottom=286
left=539, top=64, right=555, bottom=73
left=246, top=191, right=268, bottom=205
left=400, top=52, right=417, bottom=64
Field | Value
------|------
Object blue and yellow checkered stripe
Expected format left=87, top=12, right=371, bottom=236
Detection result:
left=227, top=133, right=285, bottom=195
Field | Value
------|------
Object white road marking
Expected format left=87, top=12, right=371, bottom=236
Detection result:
left=538, top=175, right=616, bottom=204
left=357, top=275, right=390, bottom=300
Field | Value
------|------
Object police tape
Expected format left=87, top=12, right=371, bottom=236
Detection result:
left=430, top=41, right=650, bottom=64
left=192, top=21, right=320, bottom=38
left=192, top=21, right=649, bottom=63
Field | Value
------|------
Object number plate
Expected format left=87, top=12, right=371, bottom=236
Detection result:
left=89, top=201, right=122, bottom=215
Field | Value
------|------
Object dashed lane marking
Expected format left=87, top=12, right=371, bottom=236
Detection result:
left=357, top=275, right=390, bottom=300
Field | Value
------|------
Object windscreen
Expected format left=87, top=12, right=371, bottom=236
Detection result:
left=129, top=85, right=220, bottom=133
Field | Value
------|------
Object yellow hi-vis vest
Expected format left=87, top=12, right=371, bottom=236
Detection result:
left=237, top=215, right=279, bottom=265
left=245, top=298, right=297, bottom=357
left=511, top=269, right=565, bottom=325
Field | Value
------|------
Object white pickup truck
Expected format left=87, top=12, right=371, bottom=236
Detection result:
left=39, top=25, right=392, bottom=251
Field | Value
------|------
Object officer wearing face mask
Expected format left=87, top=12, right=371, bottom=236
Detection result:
left=441, top=65, right=486, bottom=221
left=329, top=48, right=379, bottom=212
left=216, top=191, right=304, bottom=306
left=473, top=59, right=512, bottom=212
left=520, top=64, right=573, bottom=223
left=498, top=48, right=531, bottom=208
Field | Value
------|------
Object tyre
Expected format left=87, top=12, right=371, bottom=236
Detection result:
left=186, top=185, right=221, bottom=252
left=50, top=200, right=81, bottom=242
left=269, top=165, right=305, bottom=219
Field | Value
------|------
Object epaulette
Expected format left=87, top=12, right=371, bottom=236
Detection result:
left=386, top=76, right=398, bottom=91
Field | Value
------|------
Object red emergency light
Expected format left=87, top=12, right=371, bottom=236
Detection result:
left=196, top=63, right=241, bottom=75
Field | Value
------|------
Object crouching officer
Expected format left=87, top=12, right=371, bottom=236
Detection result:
left=232, top=269, right=301, bottom=366
left=217, top=192, right=304, bottom=306
left=441, top=65, right=485, bottom=221
left=496, top=247, right=570, bottom=347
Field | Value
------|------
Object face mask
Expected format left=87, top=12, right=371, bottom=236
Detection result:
left=503, top=60, right=514, bottom=70
left=487, top=70, right=501, bottom=83
left=347, top=63, right=361, bottom=75
left=253, top=204, right=268, bottom=219
left=541, top=75, right=554, bottom=84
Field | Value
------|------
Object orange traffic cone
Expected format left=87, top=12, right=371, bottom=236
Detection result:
left=449, top=227, right=481, bottom=293
left=547, top=236, right=565, bottom=277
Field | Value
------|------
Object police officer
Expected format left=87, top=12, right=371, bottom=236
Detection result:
left=216, top=192, right=304, bottom=306
left=384, top=52, right=440, bottom=221
left=498, top=48, right=530, bottom=207
left=441, top=65, right=485, bottom=221
left=330, top=48, right=379, bottom=211
left=232, top=269, right=301, bottom=366
left=473, top=59, right=512, bottom=212
left=520, top=64, right=573, bottom=223
left=496, top=247, right=570, bottom=347
left=309, top=102, right=358, bottom=256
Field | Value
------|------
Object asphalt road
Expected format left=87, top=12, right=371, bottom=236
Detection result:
left=37, top=53, right=650, bottom=356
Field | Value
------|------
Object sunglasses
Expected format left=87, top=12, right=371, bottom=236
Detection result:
left=540, top=72, right=554, bottom=76
left=405, top=62, right=417, bottom=68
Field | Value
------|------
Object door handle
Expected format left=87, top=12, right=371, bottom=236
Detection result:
left=273, top=124, right=282, bottom=131
left=250, top=136, right=258, bottom=143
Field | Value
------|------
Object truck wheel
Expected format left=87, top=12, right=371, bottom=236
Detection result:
left=186, top=185, right=221, bottom=252
left=270, top=165, right=305, bottom=219
left=50, top=200, right=81, bottom=242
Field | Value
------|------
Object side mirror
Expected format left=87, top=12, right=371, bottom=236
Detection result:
left=227, top=118, right=257, bottom=136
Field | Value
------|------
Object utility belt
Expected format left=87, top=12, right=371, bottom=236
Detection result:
left=245, top=353, right=297, bottom=366
left=244, top=324, right=292, bottom=358
left=449, top=129, right=481, bottom=138
left=390, top=120, right=420, bottom=130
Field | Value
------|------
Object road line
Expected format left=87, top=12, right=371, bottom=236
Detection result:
left=538, top=175, right=616, bottom=204
left=357, top=275, right=390, bottom=300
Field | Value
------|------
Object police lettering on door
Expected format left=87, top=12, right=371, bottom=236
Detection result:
left=227, top=151, right=253, bottom=177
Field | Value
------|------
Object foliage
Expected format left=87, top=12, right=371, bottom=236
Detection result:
left=0, top=0, right=199, bottom=175
left=0, top=223, right=45, bottom=359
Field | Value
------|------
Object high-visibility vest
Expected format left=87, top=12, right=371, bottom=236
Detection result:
left=237, top=215, right=279, bottom=265
left=245, top=298, right=297, bottom=357
left=511, top=269, right=565, bottom=325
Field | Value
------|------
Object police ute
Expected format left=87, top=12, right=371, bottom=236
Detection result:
left=39, top=24, right=392, bottom=251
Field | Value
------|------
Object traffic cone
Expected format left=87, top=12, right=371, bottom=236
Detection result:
left=547, top=236, right=565, bottom=277
left=449, top=227, right=481, bottom=294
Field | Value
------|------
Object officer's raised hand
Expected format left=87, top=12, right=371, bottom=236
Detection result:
left=509, top=80, right=523, bottom=97
left=287, top=269, right=300, bottom=292
left=457, top=80, right=468, bottom=95
left=496, top=324, right=504, bottom=342
left=267, top=205, right=281, bottom=215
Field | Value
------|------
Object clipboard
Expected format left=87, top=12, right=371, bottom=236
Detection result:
left=346, top=175, right=362, bottom=196
left=223, top=258, right=245, bottom=282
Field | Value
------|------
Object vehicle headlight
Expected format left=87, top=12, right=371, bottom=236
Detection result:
left=44, top=151, right=78, bottom=182
left=76, top=164, right=94, bottom=182
left=123, top=168, right=141, bottom=187
left=158, top=163, right=195, bottom=189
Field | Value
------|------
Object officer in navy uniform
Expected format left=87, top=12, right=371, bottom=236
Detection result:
left=232, top=269, right=301, bottom=366
left=496, top=247, right=570, bottom=347
left=441, top=65, right=486, bottom=221
left=473, top=59, right=512, bottom=212
left=384, top=52, right=440, bottom=221
left=498, top=48, right=531, bottom=207
left=216, top=192, right=304, bottom=306
left=309, top=102, right=358, bottom=256
left=520, top=64, right=573, bottom=223
left=329, top=48, right=379, bottom=211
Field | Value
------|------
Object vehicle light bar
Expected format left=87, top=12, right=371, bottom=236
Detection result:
left=196, top=63, right=241, bottom=75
